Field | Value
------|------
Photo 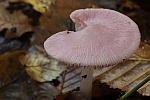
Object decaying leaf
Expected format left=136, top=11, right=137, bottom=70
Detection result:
left=0, top=3, right=32, bottom=38
left=39, top=82, right=59, bottom=98
left=10, top=0, right=55, bottom=13
left=19, top=47, right=67, bottom=82
left=95, top=41, right=150, bottom=96
left=0, top=50, right=26, bottom=88
left=57, top=67, right=81, bottom=94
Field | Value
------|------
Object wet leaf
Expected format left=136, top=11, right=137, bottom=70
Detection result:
left=0, top=50, right=26, bottom=88
left=0, top=3, right=32, bottom=38
left=19, top=47, right=67, bottom=82
left=95, top=41, right=150, bottom=96
left=10, top=0, right=55, bottom=13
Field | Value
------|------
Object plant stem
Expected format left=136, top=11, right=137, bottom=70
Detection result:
left=120, top=75, right=150, bottom=100
left=80, top=66, right=94, bottom=100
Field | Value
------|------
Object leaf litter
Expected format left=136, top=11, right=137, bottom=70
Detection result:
left=0, top=0, right=150, bottom=99
left=20, top=47, right=67, bottom=82
left=10, top=0, right=55, bottom=13
left=0, top=2, right=32, bottom=38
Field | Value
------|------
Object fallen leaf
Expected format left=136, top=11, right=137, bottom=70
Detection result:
left=0, top=50, right=26, bottom=88
left=0, top=3, right=32, bottom=38
left=95, top=41, right=150, bottom=96
left=39, top=82, right=59, bottom=97
left=10, top=0, right=55, bottom=13
left=19, top=47, right=67, bottom=82
left=57, top=67, right=81, bottom=94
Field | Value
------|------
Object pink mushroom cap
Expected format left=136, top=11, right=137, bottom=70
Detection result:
left=44, top=8, right=141, bottom=67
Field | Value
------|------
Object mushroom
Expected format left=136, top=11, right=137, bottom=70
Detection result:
left=44, top=8, right=141, bottom=100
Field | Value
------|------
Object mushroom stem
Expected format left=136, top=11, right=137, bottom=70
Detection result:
left=80, top=66, right=94, bottom=100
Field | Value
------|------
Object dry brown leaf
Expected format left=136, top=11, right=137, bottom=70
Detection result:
left=0, top=50, right=26, bottom=88
left=10, top=0, right=55, bottom=13
left=95, top=41, right=150, bottom=96
left=19, top=47, right=67, bottom=82
left=0, top=3, right=32, bottom=38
